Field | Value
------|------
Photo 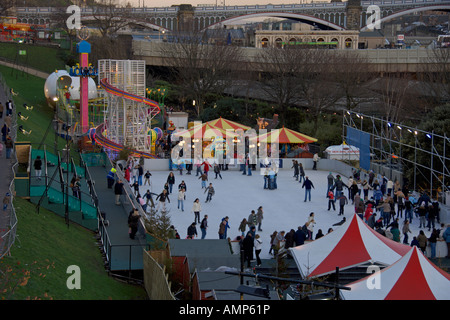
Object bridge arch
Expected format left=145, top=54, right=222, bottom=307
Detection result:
left=203, top=12, right=345, bottom=31
left=361, top=4, right=450, bottom=31
left=80, top=15, right=170, bottom=32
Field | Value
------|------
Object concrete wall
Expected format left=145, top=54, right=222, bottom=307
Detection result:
left=144, top=157, right=352, bottom=176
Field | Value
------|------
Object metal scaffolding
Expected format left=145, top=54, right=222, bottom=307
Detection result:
left=98, top=59, right=155, bottom=153
left=343, top=109, right=449, bottom=201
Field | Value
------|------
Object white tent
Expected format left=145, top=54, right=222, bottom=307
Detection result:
left=324, top=143, right=359, bottom=161
left=341, top=246, right=450, bottom=300
left=289, top=214, right=411, bottom=278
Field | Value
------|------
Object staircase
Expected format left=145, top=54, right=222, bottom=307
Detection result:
left=28, top=148, right=99, bottom=231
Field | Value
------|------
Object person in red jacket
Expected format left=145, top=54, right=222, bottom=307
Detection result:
left=327, top=190, right=335, bottom=211
left=364, top=203, right=374, bottom=222
left=201, top=160, right=212, bottom=175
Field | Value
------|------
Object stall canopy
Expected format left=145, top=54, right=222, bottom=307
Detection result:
left=289, top=214, right=411, bottom=278
left=173, top=122, right=237, bottom=140
left=256, top=126, right=317, bottom=144
left=341, top=246, right=450, bottom=300
left=324, top=142, right=360, bottom=161
left=206, top=117, right=251, bottom=131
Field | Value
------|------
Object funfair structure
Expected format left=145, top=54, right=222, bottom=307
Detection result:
left=96, top=59, right=161, bottom=157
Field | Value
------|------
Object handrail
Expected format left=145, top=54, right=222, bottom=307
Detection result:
left=0, top=71, right=18, bottom=260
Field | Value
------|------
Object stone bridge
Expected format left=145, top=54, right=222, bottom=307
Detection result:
left=13, top=0, right=450, bottom=32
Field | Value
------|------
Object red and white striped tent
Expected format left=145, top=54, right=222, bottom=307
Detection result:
left=341, top=246, right=450, bottom=300
left=289, top=214, right=411, bottom=278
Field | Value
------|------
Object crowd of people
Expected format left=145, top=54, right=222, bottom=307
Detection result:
left=321, top=169, right=449, bottom=259
left=0, top=100, right=15, bottom=159
left=112, top=154, right=449, bottom=265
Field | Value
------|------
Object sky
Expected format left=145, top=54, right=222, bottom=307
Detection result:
left=122, top=0, right=327, bottom=8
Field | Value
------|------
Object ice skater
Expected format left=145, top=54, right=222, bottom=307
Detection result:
left=213, top=163, right=222, bottom=179
left=156, top=189, right=170, bottom=212
left=298, top=163, right=305, bottom=183
left=336, top=192, right=348, bottom=215
left=199, top=172, right=208, bottom=189
left=292, top=160, right=299, bottom=180
left=327, top=190, right=336, bottom=211
left=191, top=198, right=202, bottom=223
left=302, top=176, right=314, bottom=202
left=204, top=183, right=215, bottom=202
left=177, top=188, right=186, bottom=211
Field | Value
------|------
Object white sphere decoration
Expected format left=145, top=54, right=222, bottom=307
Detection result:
left=44, top=70, right=98, bottom=106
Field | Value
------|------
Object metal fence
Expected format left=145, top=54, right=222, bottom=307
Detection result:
left=96, top=154, right=148, bottom=278
left=0, top=72, right=19, bottom=260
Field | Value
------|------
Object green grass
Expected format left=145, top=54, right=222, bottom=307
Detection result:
left=0, top=198, right=147, bottom=300
left=0, top=65, right=80, bottom=161
left=0, top=66, right=147, bottom=300
left=0, top=42, right=67, bottom=74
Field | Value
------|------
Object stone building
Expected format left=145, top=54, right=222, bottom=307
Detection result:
left=254, top=29, right=360, bottom=49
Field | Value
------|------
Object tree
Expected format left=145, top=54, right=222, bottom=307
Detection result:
left=256, top=46, right=305, bottom=127
left=89, top=0, right=132, bottom=37
left=419, top=48, right=450, bottom=108
left=161, top=30, right=243, bottom=118
left=331, top=50, right=375, bottom=111
left=256, top=47, right=342, bottom=134
left=0, top=0, right=15, bottom=17
left=401, top=104, right=450, bottom=195
left=371, top=72, right=419, bottom=124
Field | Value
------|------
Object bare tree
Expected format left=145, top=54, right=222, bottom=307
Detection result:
left=161, top=30, right=243, bottom=117
left=371, top=72, right=418, bottom=124
left=419, top=48, right=450, bottom=108
left=257, top=47, right=342, bottom=133
left=331, top=50, right=375, bottom=111
left=88, top=0, right=132, bottom=37
left=256, top=46, right=305, bottom=126
left=0, top=0, right=15, bottom=17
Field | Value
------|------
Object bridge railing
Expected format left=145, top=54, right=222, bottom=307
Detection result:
left=14, top=0, right=448, bottom=14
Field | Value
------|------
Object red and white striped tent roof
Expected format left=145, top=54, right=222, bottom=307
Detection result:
left=289, top=214, right=411, bottom=278
left=341, top=246, right=450, bottom=300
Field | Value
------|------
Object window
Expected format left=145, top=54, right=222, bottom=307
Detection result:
left=261, top=38, right=269, bottom=48
left=345, top=38, right=352, bottom=49
left=275, top=38, right=283, bottom=48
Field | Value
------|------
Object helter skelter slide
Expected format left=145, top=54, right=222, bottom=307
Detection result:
left=89, top=75, right=163, bottom=159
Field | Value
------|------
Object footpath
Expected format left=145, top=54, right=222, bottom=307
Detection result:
left=0, top=59, right=49, bottom=79
left=0, top=80, right=15, bottom=258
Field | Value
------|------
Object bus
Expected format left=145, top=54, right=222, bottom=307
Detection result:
left=437, top=35, right=450, bottom=48
left=0, top=21, right=43, bottom=43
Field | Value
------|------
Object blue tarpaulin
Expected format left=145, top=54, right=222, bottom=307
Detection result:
left=346, top=127, right=371, bottom=171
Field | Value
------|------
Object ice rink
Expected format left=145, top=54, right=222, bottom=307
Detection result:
left=134, top=165, right=437, bottom=260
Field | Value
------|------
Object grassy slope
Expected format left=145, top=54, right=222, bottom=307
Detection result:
left=2, top=198, right=147, bottom=300
left=0, top=65, right=81, bottom=161
left=0, top=64, right=147, bottom=300
left=0, top=42, right=67, bottom=74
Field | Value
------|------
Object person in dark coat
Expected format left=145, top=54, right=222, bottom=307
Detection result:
left=292, top=160, right=299, bottom=180
left=294, top=226, right=306, bottom=246
left=242, top=232, right=254, bottom=267
left=128, top=208, right=140, bottom=239
left=114, top=179, right=124, bottom=205
left=187, top=222, right=198, bottom=239
left=332, top=175, right=347, bottom=201
left=367, top=213, right=377, bottom=229
left=34, top=156, right=43, bottom=180
left=167, top=171, right=175, bottom=193
left=284, top=229, right=296, bottom=249
left=106, top=168, right=116, bottom=189
left=315, top=229, right=324, bottom=240
left=298, top=163, right=305, bottom=183
left=302, top=176, right=315, bottom=202
left=333, top=217, right=346, bottom=226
